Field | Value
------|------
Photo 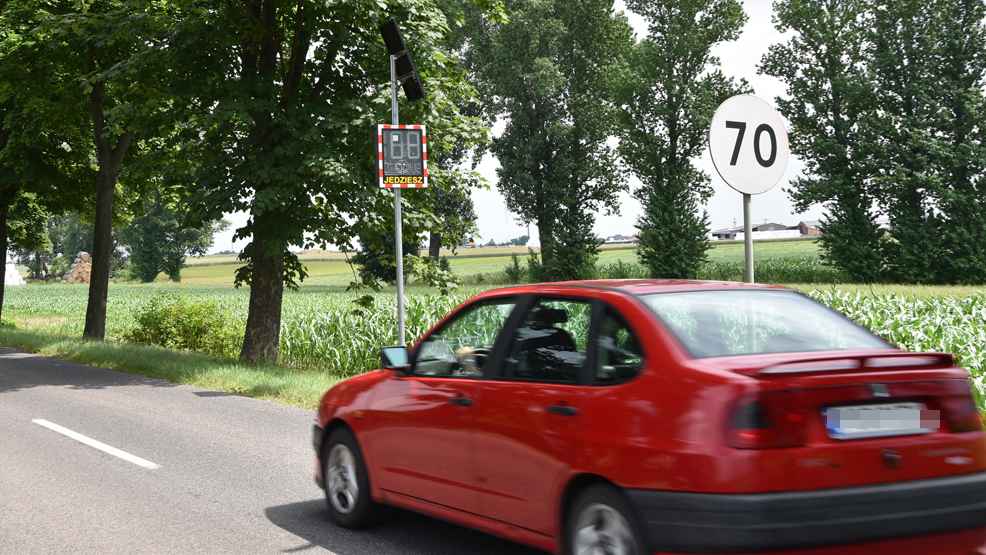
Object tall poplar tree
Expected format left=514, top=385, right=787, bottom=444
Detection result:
left=621, top=0, right=748, bottom=279
left=866, top=0, right=986, bottom=283
left=467, top=0, right=633, bottom=281
left=760, top=0, right=884, bottom=282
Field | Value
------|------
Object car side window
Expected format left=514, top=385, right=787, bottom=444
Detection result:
left=595, top=310, right=644, bottom=384
left=500, top=298, right=591, bottom=383
left=414, top=299, right=517, bottom=378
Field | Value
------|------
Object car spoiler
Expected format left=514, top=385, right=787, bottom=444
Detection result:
left=730, top=351, right=956, bottom=377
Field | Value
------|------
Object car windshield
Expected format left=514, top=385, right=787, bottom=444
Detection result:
left=642, top=290, right=892, bottom=359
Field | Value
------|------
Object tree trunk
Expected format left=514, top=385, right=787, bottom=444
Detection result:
left=83, top=168, right=118, bottom=340
left=429, top=231, right=441, bottom=260
left=536, top=219, right=552, bottom=268
left=0, top=205, right=8, bottom=324
left=82, top=79, right=135, bottom=341
left=240, top=226, right=284, bottom=364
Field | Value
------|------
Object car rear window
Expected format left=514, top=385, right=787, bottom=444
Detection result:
left=642, top=290, right=892, bottom=359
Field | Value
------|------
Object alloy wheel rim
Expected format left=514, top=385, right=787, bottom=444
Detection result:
left=326, top=443, right=359, bottom=514
left=573, top=502, right=637, bottom=555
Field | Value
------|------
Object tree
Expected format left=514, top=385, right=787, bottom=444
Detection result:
left=162, top=0, right=493, bottom=363
left=428, top=176, right=478, bottom=260
left=351, top=229, right=423, bottom=285
left=118, top=195, right=227, bottom=282
left=466, top=0, right=633, bottom=281
left=10, top=1, right=172, bottom=339
left=0, top=0, right=93, bottom=320
left=621, top=0, right=748, bottom=279
left=760, top=0, right=884, bottom=282
left=865, top=0, right=986, bottom=284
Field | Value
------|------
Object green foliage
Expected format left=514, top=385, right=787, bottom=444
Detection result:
left=465, top=0, right=633, bottom=281
left=760, top=0, right=884, bottom=283
left=597, top=260, right=647, bottom=279
left=526, top=247, right=547, bottom=282
left=864, top=0, right=986, bottom=284
left=698, top=255, right=850, bottom=283
left=764, top=0, right=986, bottom=284
left=44, top=213, right=128, bottom=273
left=621, top=0, right=748, bottom=279
left=634, top=179, right=713, bottom=279
left=351, top=231, right=424, bottom=286
left=504, top=253, right=525, bottom=283
left=506, top=235, right=530, bottom=247
left=809, top=288, right=986, bottom=398
left=118, top=196, right=227, bottom=283
left=123, top=293, right=241, bottom=359
left=428, top=171, right=479, bottom=257
left=153, top=0, right=494, bottom=361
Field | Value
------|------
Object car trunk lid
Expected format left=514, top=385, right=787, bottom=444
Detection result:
left=703, top=351, right=986, bottom=490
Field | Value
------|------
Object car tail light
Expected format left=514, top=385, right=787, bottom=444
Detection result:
left=728, top=394, right=806, bottom=449
left=939, top=394, right=983, bottom=432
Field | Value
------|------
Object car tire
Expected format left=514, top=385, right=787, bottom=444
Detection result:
left=564, top=484, right=647, bottom=555
left=322, top=427, right=381, bottom=528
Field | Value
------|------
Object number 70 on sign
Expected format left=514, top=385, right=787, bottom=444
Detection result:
left=708, top=95, right=789, bottom=196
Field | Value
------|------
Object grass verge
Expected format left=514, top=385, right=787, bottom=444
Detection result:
left=0, top=328, right=338, bottom=410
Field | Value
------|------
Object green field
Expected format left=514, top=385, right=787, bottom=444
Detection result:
left=170, top=240, right=819, bottom=285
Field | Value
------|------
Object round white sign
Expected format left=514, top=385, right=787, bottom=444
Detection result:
left=709, top=95, right=790, bottom=195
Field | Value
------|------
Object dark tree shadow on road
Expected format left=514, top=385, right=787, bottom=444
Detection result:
left=265, top=499, right=547, bottom=555
left=0, top=347, right=183, bottom=394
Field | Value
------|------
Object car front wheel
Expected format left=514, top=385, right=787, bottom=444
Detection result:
left=322, top=427, right=380, bottom=528
left=565, top=484, right=646, bottom=555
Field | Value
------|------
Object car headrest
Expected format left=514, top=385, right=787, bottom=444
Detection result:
left=534, top=307, right=568, bottom=325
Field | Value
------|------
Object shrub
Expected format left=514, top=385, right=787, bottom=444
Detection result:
left=124, top=293, right=242, bottom=359
left=597, top=260, right=648, bottom=279
left=504, top=253, right=525, bottom=283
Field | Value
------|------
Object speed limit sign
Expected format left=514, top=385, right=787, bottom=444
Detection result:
left=709, top=95, right=789, bottom=195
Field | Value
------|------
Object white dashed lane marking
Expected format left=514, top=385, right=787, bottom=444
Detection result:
left=32, top=419, right=161, bottom=470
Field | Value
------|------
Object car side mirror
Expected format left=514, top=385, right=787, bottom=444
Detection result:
left=380, top=346, right=410, bottom=374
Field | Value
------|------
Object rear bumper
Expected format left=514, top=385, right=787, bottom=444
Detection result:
left=627, top=471, right=986, bottom=554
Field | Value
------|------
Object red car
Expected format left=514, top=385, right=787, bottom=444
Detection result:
left=313, top=280, right=986, bottom=555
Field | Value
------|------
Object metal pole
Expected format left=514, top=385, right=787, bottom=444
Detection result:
left=391, top=54, right=405, bottom=346
left=743, top=193, right=754, bottom=284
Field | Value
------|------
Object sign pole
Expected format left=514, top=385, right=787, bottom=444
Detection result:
left=708, top=95, right=789, bottom=286
left=391, top=54, right=405, bottom=346
left=743, top=193, right=754, bottom=283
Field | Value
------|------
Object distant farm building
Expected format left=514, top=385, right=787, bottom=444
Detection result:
left=604, top=234, right=636, bottom=244
left=797, top=220, right=822, bottom=236
left=711, top=221, right=824, bottom=241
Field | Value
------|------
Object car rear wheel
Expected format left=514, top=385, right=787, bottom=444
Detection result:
left=565, top=484, right=646, bottom=555
left=322, top=427, right=380, bottom=528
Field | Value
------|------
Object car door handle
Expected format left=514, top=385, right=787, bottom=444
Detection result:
left=449, top=397, right=473, bottom=406
left=547, top=405, right=578, bottom=416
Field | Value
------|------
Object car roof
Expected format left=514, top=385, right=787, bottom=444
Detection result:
left=476, top=279, right=789, bottom=299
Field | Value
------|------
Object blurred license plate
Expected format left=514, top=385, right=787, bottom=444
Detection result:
left=822, top=402, right=939, bottom=440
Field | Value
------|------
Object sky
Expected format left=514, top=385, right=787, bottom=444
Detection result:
left=210, top=0, right=825, bottom=253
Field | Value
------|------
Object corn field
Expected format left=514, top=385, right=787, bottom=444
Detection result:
left=3, top=285, right=986, bottom=396
left=808, top=289, right=986, bottom=401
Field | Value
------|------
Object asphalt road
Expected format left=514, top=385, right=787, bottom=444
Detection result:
left=0, top=346, right=544, bottom=555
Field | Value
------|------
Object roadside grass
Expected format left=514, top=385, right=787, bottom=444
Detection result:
left=0, top=328, right=337, bottom=410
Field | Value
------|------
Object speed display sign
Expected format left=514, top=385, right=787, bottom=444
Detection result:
left=709, top=95, right=789, bottom=195
left=377, top=124, right=428, bottom=188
